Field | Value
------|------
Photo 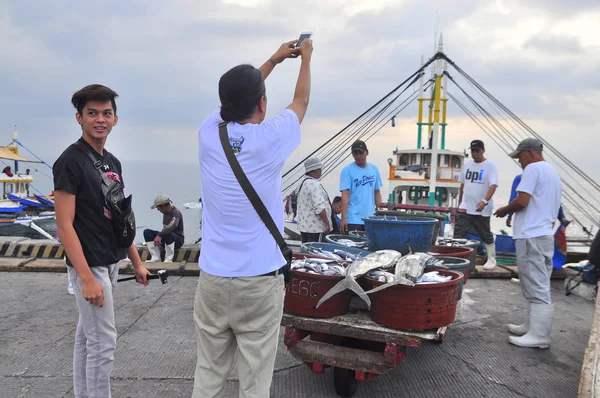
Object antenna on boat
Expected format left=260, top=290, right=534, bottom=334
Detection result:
left=427, top=33, right=444, bottom=206
left=434, top=11, right=440, bottom=54
left=10, top=125, right=20, bottom=172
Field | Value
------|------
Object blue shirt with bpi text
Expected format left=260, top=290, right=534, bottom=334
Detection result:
left=340, top=162, right=383, bottom=225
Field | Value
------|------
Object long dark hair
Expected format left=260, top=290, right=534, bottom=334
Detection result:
left=218, top=64, right=265, bottom=122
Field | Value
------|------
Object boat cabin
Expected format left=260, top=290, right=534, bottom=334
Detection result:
left=0, top=172, right=33, bottom=199
left=386, top=148, right=466, bottom=207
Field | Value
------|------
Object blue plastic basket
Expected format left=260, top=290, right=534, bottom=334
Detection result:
left=362, top=215, right=438, bottom=254
left=466, top=234, right=486, bottom=255
left=495, top=234, right=516, bottom=255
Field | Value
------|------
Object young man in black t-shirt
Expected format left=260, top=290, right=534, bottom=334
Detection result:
left=53, top=84, right=150, bottom=398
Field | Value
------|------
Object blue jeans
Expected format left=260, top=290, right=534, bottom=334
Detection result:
left=143, top=229, right=183, bottom=249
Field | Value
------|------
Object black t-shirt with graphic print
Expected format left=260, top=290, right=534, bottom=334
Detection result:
left=53, top=137, right=127, bottom=267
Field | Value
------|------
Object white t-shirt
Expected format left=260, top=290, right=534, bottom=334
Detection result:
left=513, top=161, right=562, bottom=239
left=459, top=159, right=498, bottom=216
left=198, top=108, right=301, bottom=277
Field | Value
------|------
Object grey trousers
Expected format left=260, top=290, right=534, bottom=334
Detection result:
left=68, top=264, right=119, bottom=398
left=192, top=271, right=285, bottom=398
left=515, top=236, right=554, bottom=304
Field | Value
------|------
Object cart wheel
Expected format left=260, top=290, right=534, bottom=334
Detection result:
left=333, top=367, right=358, bottom=397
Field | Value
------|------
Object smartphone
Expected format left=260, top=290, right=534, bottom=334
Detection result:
left=296, top=32, right=312, bottom=48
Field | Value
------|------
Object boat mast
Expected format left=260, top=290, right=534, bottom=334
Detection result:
left=441, top=60, right=449, bottom=150
left=12, top=125, right=19, bottom=173
left=416, top=55, right=425, bottom=149
left=428, top=34, right=444, bottom=206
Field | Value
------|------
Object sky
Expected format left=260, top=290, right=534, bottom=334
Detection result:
left=1, top=0, right=599, bottom=224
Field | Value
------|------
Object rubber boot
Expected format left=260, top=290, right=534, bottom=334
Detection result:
left=508, top=303, right=530, bottom=336
left=164, top=243, right=175, bottom=263
left=509, top=303, right=553, bottom=349
left=145, top=242, right=161, bottom=262
left=483, top=242, right=497, bottom=270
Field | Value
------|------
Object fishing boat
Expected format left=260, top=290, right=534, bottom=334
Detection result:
left=281, top=34, right=598, bottom=252
left=0, top=126, right=56, bottom=238
left=385, top=37, right=464, bottom=208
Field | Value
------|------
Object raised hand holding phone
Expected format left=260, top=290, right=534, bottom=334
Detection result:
left=296, top=32, right=312, bottom=48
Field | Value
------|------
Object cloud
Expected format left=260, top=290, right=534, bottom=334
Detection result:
left=0, top=0, right=598, bottom=200
left=523, top=34, right=584, bottom=55
left=518, top=0, right=600, bottom=16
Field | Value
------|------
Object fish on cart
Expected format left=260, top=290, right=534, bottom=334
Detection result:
left=417, top=271, right=453, bottom=283
left=366, top=245, right=444, bottom=295
left=304, top=247, right=344, bottom=260
left=315, top=250, right=403, bottom=309
left=335, top=238, right=358, bottom=247
left=291, top=258, right=347, bottom=276
left=333, top=249, right=359, bottom=262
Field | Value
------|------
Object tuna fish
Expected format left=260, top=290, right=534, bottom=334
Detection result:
left=315, top=250, right=403, bottom=309
left=366, top=245, right=444, bottom=295
left=290, top=258, right=347, bottom=276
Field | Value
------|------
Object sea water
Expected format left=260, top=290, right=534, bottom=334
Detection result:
left=3, top=160, right=592, bottom=243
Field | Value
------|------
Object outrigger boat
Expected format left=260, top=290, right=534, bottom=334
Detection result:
left=7, top=193, right=48, bottom=209
left=0, top=126, right=56, bottom=239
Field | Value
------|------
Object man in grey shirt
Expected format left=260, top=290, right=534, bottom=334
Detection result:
left=143, top=194, right=185, bottom=262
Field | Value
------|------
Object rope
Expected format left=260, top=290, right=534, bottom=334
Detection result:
left=319, top=86, right=427, bottom=184
left=448, top=91, right=597, bottom=230
left=450, top=70, right=600, bottom=211
left=15, top=140, right=53, bottom=169
left=281, top=52, right=442, bottom=180
left=447, top=71, right=600, bottom=216
left=448, top=75, right=600, bottom=220
left=443, top=54, right=600, bottom=194
left=282, top=76, right=427, bottom=194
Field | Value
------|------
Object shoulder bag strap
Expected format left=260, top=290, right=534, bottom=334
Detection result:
left=296, top=177, right=309, bottom=197
left=218, top=123, right=291, bottom=259
left=73, top=141, right=106, bottom=181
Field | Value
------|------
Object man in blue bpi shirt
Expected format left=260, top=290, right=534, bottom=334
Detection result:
left=339, top=140, right=383, bottom=234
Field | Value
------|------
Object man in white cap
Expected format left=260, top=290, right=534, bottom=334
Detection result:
left=495, top=138, right=562, bottom=349
left=296, top=157, right=332, bottom=243
left=143, top=194, right=185, bottom=262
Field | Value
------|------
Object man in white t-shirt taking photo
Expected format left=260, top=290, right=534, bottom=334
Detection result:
left=494, top=138, right=562, bottom=349
left=454, top=139, right=499, bottom=270
left=194, top=37, right=313, bottom=397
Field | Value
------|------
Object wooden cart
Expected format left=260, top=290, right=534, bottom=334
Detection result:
left=281, top=299, right=447, bottom=397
